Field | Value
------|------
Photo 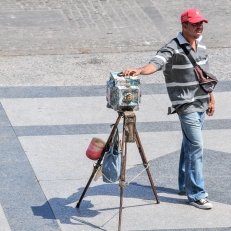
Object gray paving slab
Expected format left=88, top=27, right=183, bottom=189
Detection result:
left=18, top=134, right=109, bottom=181
left=17, top=131, right=182, bottom=180
left=0, top=95, right=176, bottom=128
left=203, top=129, right=231, bottom=154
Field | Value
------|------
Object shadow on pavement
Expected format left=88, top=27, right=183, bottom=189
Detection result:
left=31, top=149, right=231, bottom=227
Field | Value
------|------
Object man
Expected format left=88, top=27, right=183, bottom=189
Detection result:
left=123, top=8, right=215, bottom=209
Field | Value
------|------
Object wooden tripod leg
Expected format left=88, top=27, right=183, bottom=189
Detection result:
left=76, top=113, right=123, bottom=208
left=135, top=129, right=160, bottom=204
left=118, top=120, right=127, bottom=231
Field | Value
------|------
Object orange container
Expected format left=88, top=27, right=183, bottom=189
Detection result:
left=86, top=138, right=106, bottom=160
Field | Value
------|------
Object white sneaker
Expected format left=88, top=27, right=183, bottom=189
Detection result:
left=189, top=199, right=213, bottom=209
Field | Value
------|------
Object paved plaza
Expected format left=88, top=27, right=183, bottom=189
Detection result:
left=0, top=1, right=231, bottom=230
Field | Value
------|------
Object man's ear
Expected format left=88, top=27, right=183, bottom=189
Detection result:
left=182, top=22, right=187, bottom=30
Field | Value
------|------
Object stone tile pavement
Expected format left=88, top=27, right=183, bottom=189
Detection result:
left=0, top=0, right=231, bottom=56
left=0, top=1, right=231, bottom=231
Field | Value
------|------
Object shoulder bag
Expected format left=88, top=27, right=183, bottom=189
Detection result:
left=174, top=38, right=218, bottom=93
left=102, top=127, right=121, bottom=183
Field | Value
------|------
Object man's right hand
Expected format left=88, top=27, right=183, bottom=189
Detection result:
left=122, top=64, right=157, bottom=76
left=123, top=68, right=142, bottom=77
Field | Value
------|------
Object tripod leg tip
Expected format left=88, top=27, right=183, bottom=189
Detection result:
left=76, top=202, right=80, bottom=208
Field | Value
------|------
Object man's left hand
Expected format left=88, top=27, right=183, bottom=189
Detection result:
left=207, top=102, right=215, bottom=116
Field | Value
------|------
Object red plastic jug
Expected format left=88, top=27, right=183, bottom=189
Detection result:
left=86, top=138, right=106, bottom=160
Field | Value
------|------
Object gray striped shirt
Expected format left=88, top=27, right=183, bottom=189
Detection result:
left=150, top=32, right=210, bottom=114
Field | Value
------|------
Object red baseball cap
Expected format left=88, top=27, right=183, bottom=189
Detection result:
left=181, top=8, right=208, bottom=23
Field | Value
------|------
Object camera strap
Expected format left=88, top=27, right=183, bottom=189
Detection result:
left=174, top=38, right=198, bottom=67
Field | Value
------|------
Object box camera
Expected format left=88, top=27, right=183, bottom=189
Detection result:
left=106, top=72, right=141, bottom=111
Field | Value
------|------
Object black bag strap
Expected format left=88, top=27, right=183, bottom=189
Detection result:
left=174, top=38, right=198, bottom=67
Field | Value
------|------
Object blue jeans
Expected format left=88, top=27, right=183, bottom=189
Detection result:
left=178, top=111, right=207, bottom=202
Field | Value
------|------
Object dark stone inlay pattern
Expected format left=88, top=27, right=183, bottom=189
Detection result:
left=0, top=103, right=60, bottom=231
left=13, top=119, right=231, bottom=136
left=0, top=81, right=229, bottom=99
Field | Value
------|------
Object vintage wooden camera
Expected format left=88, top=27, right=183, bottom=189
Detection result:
left=106, top=72, right=141, bottom=111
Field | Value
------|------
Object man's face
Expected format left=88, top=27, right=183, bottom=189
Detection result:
left=183, top=21, right=204, bottom=39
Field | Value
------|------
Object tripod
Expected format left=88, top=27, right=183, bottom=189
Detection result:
left=76, top=110, right=160, bottom=231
